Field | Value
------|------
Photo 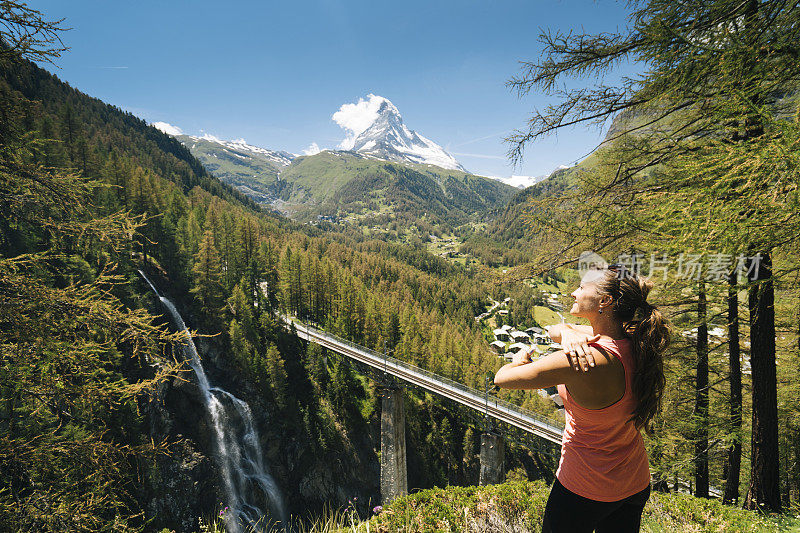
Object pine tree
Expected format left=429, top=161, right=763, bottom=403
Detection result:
left=264, top=344, right=289, bottom=412
left=228, top=281, right=258, bottom=370
left=0, top=2, right=68, bottom=65
left=745, top=249, right=779, bottom=510
left=191, top=230, right=224, bottom=321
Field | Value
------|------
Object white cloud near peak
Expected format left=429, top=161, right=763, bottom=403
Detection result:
left=303, top=142, right=322, bottom=156
left=332, top=94, right=390, bottom=150
left=152, top=121, right=183, bottom=136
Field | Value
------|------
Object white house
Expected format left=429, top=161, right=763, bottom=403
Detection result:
left=510, top=330, right=530, bottom=342
left=509, top=342, right=530, bottom=353
left=493, top=328, right=510, bottom=341
left=532, top=333, right=550, bottom=345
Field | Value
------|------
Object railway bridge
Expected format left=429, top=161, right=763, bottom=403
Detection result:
left=283, top=317, right=565, bottom=504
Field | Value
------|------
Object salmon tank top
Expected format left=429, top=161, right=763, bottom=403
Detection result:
left=555, top=336, right=651, bottom=501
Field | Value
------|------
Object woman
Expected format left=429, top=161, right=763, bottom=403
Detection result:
left=494, top=265, right=671, bottom=533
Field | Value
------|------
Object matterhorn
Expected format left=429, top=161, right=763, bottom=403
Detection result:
left=335, top=95, right=466, bottom=172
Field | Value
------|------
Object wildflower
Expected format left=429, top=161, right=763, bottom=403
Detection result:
left=373, top=505, right=383, bottom=515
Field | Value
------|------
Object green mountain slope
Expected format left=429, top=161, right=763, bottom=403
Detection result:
left=174, top=133, right=294, bottom=203
left=0, top=60, right=254, bottom=211
left=278, top=151, right=518, bottom=225
left=459, top=155, right=592, bottom=267
left=175, top=135, right=518, bottom=228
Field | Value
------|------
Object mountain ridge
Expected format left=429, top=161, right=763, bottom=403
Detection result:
left=166, top=128, right=516, bottom=228
left=342, top=96, right=467, bottom=172
left=274, top=150, right=517, bottom=227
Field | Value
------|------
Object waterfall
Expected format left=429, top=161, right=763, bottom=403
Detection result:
left=139, top=271, right=287, bottom=532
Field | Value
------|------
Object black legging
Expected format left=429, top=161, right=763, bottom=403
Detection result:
left=542, top=478, right=651, bottom=533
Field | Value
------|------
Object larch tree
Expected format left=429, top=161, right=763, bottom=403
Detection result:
left=1, top=6, right=181, bottom=525
left=723, top=269, right=744, bottom=504
left=695, top=278, right=710, bottom=498
left=507, top=0, right=800, bottom=511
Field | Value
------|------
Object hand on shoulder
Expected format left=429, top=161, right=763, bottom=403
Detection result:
left=561, top=330, right=601, bottom=372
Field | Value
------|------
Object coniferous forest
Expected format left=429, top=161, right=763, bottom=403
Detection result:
left=2, top=1, right=800, bottom=532
left=0, top=8, right=554, bottom=531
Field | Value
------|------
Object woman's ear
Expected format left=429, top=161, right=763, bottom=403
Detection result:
left=600, top=294, right=613, bottom=308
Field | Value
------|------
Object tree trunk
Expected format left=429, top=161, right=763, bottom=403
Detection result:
left=744, top=250, right=781, bottom=512
left=782, top=437, right=791, bottom=506
left=793, top=422, right=800, bottom=504
left=723, top=270, right=742, bottom=505
left=793, top=304, right=800, bottom=504
left=695, top=278, right=709, bottom=498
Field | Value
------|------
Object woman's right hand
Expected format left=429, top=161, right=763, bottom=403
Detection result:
left=560, top=329, right=601, bottom=372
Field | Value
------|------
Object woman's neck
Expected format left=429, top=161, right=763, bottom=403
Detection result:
left=588, top=314, right=627, bottom=340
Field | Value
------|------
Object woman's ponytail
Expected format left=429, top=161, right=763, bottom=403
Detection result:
left=629, top=301, right=671, bottom=433
left=598, top=268, right=672, bottom=434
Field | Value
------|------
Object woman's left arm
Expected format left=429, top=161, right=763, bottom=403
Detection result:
left=494, top=348, right=587, bottom=390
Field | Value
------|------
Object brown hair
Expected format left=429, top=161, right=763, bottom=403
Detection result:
left=596, top=265, right=672, bottom=434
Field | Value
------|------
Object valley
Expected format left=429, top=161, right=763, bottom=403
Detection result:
left=4, top=2, right=800, bottom=531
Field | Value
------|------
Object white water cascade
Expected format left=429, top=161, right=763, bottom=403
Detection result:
left=139, top=271, right=287, bottom=532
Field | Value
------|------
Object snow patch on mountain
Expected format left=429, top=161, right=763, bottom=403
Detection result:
left=185, top=132, right=296, bottom=167
left=198, top=132, right=223, bottom=143
left=152, top=121, right=184, bottom=136
left=489, top=175, right=542, bottom=189
left=332, top=94, right=466, bottom=172
left=489, top=163, right=575, bottom=189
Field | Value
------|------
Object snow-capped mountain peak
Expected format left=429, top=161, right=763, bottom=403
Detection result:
left=333, top=94, right=466, bottom=172
left=152, top=122, right=297, bottom=167
left=185, top=133, right=295, bottom=167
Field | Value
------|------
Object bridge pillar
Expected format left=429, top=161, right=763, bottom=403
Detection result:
left=380, top=386, right=407, bottom=504
left=479, top=432, right=505, bottom=485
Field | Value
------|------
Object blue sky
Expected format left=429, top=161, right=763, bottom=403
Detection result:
left=30, top=0, right=635, bottom=182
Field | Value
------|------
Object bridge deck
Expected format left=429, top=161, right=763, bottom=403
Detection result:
left=287, top=319, right=564, bottom=445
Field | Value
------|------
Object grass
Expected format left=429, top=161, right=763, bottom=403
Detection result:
left=532, top=306, right=563, bottom=329
left=333, top=480, right=799, bottom=533
left=186, top=480, right=800, bottom=532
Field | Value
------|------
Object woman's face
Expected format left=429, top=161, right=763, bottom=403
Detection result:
left=570, top=272, right=607, bottom=318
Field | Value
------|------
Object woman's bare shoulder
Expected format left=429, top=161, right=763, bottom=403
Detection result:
left=584, top=342, right=622, bottom=368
